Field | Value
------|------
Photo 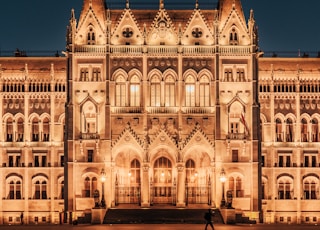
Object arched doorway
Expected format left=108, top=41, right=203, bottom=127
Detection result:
left=151, top=157, right=176, bottom=205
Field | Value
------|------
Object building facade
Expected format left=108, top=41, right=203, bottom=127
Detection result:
left=0, top=0, right=319, bottom=225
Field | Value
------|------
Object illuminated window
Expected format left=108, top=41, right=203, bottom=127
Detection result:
left=83, top=176, right=97, bottom=198
left=115, top=75, right=126, bottom=106
left=185, top=159, right=196, bottom=183
left=199, top=76, right=210, bottom=107
left=185, top=75, right=195, bottom=107
left=130, top=75, right=140, bottom=107
left=150, top=75, right=161, bottom=106
left=165, top=75, right=175, bottom=106
left=130, top=159, right=141, bottom=184
left=82, top=101, right=97, bottom=134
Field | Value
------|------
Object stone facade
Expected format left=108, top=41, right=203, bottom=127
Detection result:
left=0, top=0, right=318, bottom=225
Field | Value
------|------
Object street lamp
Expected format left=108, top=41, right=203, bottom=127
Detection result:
left=219, top=168, right=226, bottom=208
left=100, top=168, right=106, bottom=208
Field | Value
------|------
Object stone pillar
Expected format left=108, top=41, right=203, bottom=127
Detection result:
left=141, top=163, right=150, bottom=207
left=176, top=163, right=185, bottom=207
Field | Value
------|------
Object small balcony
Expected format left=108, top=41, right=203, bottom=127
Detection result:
left=227, top=133, right=247, bottom=140
left=80, top=133, right=100, bottom=140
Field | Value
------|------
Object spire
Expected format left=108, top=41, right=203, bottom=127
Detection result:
left=126, top=0, right=129, bottom=9
left=195, top=0, right=199, bottom=9
left=159, top=0, right=164, bottom=9
left=218, top=0, right=246, bottom=25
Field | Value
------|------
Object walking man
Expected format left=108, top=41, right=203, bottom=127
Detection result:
left=204, top=209, right=215, bottom=230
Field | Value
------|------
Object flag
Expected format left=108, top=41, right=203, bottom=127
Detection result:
left=240, top=111, right=250, bottom=135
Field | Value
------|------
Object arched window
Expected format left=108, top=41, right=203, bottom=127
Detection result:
left=84, top=177, right=91, bottom=197
left=83, top=176, right=97, bottom=198
left=154, top=157, right=172, bottom=183
left=301, top=118, right=308, bottom=142
left=185, top=159, right=196, bottom=183
left=82, top=101, right=97, bottom=134
left=311, top=119, right=319, bottom=142
left=228, top=176, right=243, bottom=197
left=32, top=118, right=39, bottom=141
left=165, top=75, right=175, bottom=107
left=286, top=118, right=294, bottom=142
left=150, top=75, right=161, bottom=107
left=6, top=117, right=13, bottom=142
left=17, top=118, right=24, bottom=142
left=185, top=75, right=195, bottom=107
left=80, top=68, right=89, bottom=81
left=130, top=159, right=141, bottom=184
left=304, top=180, right=317, bottom=200
left=115, top=75, right=126, bottom=107
left=43, top=117, right=50, bottom=142
left=34, top=180, right=47, bottom=199
left=59, top=180, right=64, bottom=199
left=87, top=27, right=96, bottom=45
left=7, top=178, right=22, bottom=200
left=229, top=28, right=238, bottom=45
left=276, top=118, right=283, bottom=142
left=92, top=68, right=101, bottom=81
left=199, top=76, right=210, bottom=107
left=278, top=179, right=292, bottom=199
left=130, top=75, right=140, bottom=107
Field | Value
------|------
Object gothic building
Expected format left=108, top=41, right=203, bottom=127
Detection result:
left=0, top=0, right=319, bottom=225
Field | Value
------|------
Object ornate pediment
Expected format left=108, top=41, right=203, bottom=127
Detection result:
left=182, top=10, right=214, bottom=46
left=111, top=9, right=143, bottom=45
left=147, top=9, right=178, bottom=45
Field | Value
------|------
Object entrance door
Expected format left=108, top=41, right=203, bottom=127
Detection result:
left=152, top=157, right=174, bottom=204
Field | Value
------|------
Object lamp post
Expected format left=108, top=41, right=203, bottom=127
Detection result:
left=219, top=168, right=226, bottom=208
left=100, top=168, right=106, bottom=208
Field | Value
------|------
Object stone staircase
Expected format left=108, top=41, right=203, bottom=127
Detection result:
left=103, top=208, right=224, bottom=224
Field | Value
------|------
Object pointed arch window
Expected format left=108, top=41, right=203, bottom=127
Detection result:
left=286, top=118, right=294, bottom=142
left=199, top=75, right=210, bottom=107
left=311, top=119, right=318, bottom=142
left=276, top=118, right=283, bottom=142
left=154, top=157, right=172, bottom=183
left=6, top=117, right=13, bottom=142
left=130, top=75, right=140, bottom=107
left=17, top=118, right=24, bottom=142
left=82, top=101, right=97, bottom=134
left=115, top=75, right=126, bottom=106
left=87, top=27, right=96, bottom=45
left=185, top=159, right=196, bottom=183
left=185, top=75, right=196, bottom=107
left=301, top=118, right=308, bottom=142
left=130, top=159, right=141, bottom=184
left=165, top=75, right=175, bottom=107
left=150, top=75, right=161, bottom=107
left=32, top=118, right=39, bottom=141
left=229, top=28, right=238, bottom=45
left=43, top=117, right=50, bottom=142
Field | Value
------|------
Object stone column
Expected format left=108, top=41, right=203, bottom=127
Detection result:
left=176, top=163, right=185, bottom=207
left=140, top=163, right=150, bottom=207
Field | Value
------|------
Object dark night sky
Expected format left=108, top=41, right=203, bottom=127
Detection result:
left=0, top=0, right=319, bottom=55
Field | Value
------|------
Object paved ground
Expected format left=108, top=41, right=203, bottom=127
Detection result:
left=1, top=224, right=320, bottom=230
